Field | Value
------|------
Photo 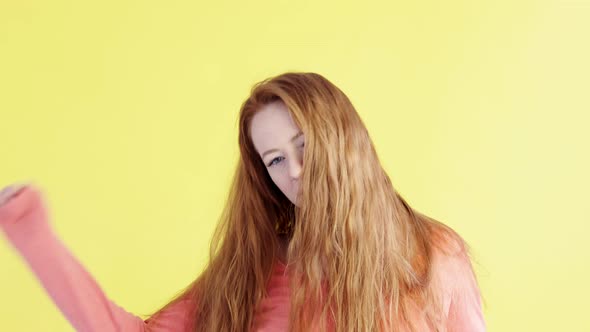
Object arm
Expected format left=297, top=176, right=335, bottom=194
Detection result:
left=0, top=185, right=194, bottom=332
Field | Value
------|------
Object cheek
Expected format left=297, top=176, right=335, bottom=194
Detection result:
left=268, top=170, right=289, bottom=193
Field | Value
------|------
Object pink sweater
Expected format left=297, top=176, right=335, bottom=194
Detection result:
left=0, top=186, right=486, bottom=331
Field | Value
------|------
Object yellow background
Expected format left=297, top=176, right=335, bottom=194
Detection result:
left=1, top=1, right=588, bottom=331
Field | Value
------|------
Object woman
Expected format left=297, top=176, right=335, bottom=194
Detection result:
left=0, top=72, right=486, bottom=331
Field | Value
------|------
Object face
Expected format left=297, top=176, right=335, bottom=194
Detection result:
left=250, top=100, right=305, bottom=207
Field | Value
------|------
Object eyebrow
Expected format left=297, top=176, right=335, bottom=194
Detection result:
left=261, top=131, right=304, bottom=159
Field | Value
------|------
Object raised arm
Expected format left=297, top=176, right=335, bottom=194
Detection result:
left=0, top=184, right=194, bottom=332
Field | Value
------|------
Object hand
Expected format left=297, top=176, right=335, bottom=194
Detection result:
left=0, top=182, right=53, bottom=248
left=0, top=183, right=30, bottom=208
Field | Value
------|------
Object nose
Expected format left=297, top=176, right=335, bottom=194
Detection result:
left=289, top=155, right=302, bottom=181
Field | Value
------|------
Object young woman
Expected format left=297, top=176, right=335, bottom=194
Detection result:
left=0, top=72, right=486, bottom=331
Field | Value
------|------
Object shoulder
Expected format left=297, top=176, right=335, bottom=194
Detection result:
left=427, top=222, right=487, bottom=331
left=427, top=221, right=478, bottom=293
left=144, top=293, right=197, bottom=330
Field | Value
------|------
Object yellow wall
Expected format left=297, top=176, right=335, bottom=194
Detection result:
left=1, top=1, right=588, bottom=331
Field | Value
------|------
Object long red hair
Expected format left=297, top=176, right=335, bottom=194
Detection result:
left=147, top=72, right=470, bottom=331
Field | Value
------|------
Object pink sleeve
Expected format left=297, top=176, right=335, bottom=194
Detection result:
left=443, top=248, right=487, bottom=332
left=0, top=185, right=194, bottom=332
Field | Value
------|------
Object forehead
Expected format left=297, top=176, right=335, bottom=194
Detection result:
left=250, top=100, right=301, bottom=153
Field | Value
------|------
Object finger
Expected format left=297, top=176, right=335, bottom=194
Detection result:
left=0, top=184, right=27, bottom=204
left=0, top=185, right=36, bottom=221
left=0, top=186, right=15, bottom=205
left=0, top=183, right=32, bottom=208
left=0, top=185, right=14, bottom=197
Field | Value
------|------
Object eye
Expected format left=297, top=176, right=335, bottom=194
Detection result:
left=267, top=156, right=284, bottom=167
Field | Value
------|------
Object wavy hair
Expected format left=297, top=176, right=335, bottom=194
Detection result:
left=147, top=72, right=469, bottom=332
